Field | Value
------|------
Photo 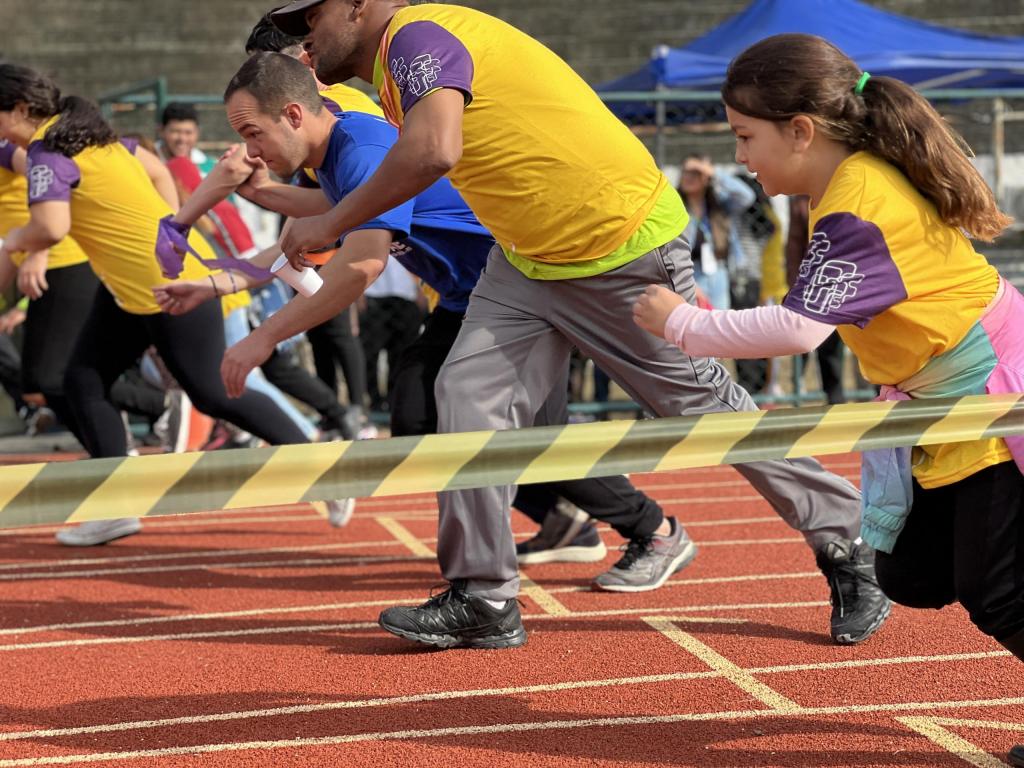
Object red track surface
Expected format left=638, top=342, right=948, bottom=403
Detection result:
left=1, top=453, right=1021, bottom=767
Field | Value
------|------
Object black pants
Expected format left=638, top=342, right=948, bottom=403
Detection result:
left=875, top=461, right=1024, bottom=642
left=261, top=347, right=347, bottom=426
left=64, top=289, right=308, bottom=457
left=389, top=307, right=664, bottom=540
left=0, top=333, right=22, bottom=406
left=360, top=296, right=424, bottom=411
left=306, top=307, right=367, bottom=408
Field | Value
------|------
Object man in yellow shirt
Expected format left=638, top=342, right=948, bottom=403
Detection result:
left=250, top=0, right=888, bottom=650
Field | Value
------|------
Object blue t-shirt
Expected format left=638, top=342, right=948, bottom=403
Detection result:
left=315, top=111, right=493, bottom=312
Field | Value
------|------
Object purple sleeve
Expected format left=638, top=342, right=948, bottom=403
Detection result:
left=782, top=212, right=908, bottom=328
left=119, top=137, right=140, bottom=155
left=25, top=141, right=81, bottom=205
left=0, top=140, right=16, bottom=171
left=387, top=21, right=474, bottom=116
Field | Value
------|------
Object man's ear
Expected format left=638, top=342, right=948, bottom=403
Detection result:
left=350, top=0, right=367, bottom=19
left=789, top=115, right=815, bottom=153
left=283, top=102, right=304, bottom=129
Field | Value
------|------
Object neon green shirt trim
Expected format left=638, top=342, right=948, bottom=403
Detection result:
left=503, top=184, right=688, bottom=280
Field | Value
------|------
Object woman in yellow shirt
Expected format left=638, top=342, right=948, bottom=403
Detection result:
left=0, top=63, right=309, bottom=545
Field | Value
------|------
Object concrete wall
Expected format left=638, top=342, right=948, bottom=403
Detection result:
left=4, top=0, right=1024, bottom=152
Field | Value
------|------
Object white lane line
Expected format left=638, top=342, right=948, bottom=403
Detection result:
left=0, top=540, right=402, bottom=572
left=0, top=599, right=404, bottom=637
left=896, top=717, right=1010, bottom=768
left=0, top=536, right=803, bottom=582
left=0, top=553, right=433, bottom=582
left=0, top=651, right=1009, bottom=744
left=1, top=572, right=825, bottom=637
left=1, top=697, right=1021, bottom=766
left=0, top=513, right=322, bottom=537
left=520, top=576, right=570, bottom=616
left=644, top=618, right=800, bottom=712
left=375, top=518, right=435, bottom=558
left=0, top=516, right=784, bottom=572
left=547, top=571, right=821, bottom=595
left=0, top=601, right=831, bottom=651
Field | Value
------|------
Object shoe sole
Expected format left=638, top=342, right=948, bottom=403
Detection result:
left=1009, top=745, right=1024, bottom=767
left=832, top=598, right=892, bottom=645
left=518, top=542, right=608, bottom=565
left=592, top=540, right=698, bottom=593
left=55, top=522, right=142, bottom=547
left=379, top=621, right=528, bottom=650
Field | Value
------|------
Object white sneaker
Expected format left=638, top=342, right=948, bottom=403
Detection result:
left=55, top=518, right=142, bottom=547
left=325, top=498, right=356, bottom=528
left=154, top=389, right=192, bottom=454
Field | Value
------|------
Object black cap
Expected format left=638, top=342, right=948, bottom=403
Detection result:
left=270, top=0, right=325, bottom=37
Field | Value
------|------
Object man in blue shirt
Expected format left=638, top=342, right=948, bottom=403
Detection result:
left=157, top=51, right=691, bottom=650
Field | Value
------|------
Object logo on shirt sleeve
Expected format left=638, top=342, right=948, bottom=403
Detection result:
left=799, top=231, right=865, bottom=316
left=28, top=163, right=55, bottom=200
left=390, top=53, right=442, bottom=97
left=0, top=139, right=8, bottom=148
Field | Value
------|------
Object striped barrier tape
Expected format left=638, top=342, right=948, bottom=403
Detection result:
left=1, top=393, right=1022, bottom=529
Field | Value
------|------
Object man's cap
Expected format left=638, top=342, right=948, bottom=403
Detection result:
left=270, top=0, right=325, bottom=37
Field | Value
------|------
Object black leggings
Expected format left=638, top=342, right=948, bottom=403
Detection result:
left=306, top=307, right=367, bottom=408
left=20, top=262, right=99, bottom=437
left=389, top=307, right=664, bottom=540
left=875, top=461, right=1024, bottom=642
left=64, top=289, right=308, bottom=457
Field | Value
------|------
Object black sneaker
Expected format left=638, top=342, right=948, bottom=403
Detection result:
left=1009, top=745, right=1024, bottom=767
left=378, top=581, right=527, bottom=649
left=816, top=538, right=892, bottom=645
left=516, top=502, right=607, bottom=564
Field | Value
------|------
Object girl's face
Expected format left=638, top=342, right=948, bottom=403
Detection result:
left=0, top=105, right=33, bottom=148
left=726, top=105, right=802, bottom=198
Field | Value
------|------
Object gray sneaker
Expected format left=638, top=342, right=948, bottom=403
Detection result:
left=593, top=517, right=697, bottom=592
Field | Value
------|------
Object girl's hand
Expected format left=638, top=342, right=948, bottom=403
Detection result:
left=153, top=279, right=215, bottom=315
left=633, top=284, right=685, bottom=337
left=16, top=251, right=49, bottom=300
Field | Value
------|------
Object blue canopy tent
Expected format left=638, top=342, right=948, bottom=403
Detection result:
left=599, top=0, right=1024, bottom=167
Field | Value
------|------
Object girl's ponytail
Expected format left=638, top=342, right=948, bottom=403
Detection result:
left=43, top=95, right=117, bottom=157
left=858, top=76, right=1011, bottom=242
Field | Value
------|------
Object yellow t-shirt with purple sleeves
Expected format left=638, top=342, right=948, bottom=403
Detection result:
left=372, top=3, right=686, bottom=278
left=783, top=151, right=1010, bottom=487
left=318, top=83, right=384, bottom=118
left=0, top=138, right=89, bottom=269
left=26, top=117, right=216, bottom=315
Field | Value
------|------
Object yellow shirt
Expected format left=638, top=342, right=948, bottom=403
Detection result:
left=27, top=118, right=215, bottom=314
left=0, top=138, right=89, bottom=269
left=373, top=4, right=685, bottom=274
left=319, top=83, right=384, bottom=117
left=784, top=151, right=1009, bottom=487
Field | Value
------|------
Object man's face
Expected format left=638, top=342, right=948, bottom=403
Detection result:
left=160, top=119, right=199, bottom=158
left=226, top=90, right=309, bottom=178
left=304, top=0, right=364, bottom=85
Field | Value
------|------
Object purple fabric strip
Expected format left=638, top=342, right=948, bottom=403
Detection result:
left=118, top=137, right=140, bottom=155
left=0, top=140, right=16, bottom=172
left=387, top=21, right=474, bottom=116
left=155, top=216, right=272, bottom=281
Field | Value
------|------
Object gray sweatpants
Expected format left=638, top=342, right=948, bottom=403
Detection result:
left=435, top=237, right=861, bottom=600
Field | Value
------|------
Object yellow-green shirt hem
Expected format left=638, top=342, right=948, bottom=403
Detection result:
left=503, top=183, right=688, bottom=280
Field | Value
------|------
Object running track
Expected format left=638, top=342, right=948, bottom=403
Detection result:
left=0, top=453, right=1021, bottom=767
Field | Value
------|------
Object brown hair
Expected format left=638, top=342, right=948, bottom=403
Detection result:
left=722, top=34, right=1012, bottom=242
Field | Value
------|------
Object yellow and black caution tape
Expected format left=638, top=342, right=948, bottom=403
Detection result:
left=1, top=394, right=1022, bottom=529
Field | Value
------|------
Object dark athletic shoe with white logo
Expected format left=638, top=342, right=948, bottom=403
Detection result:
left=379, top=581, right=527, bottom=649
left=816, top=538, right=891, bottom=645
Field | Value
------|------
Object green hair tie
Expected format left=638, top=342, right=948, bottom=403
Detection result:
left=855, top=71, right=871, bottom=95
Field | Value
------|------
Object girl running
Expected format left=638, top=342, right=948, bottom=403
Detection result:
left=634, top=34, right=1024, bottom=674
left=0, top=63, right=309, bottom=546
